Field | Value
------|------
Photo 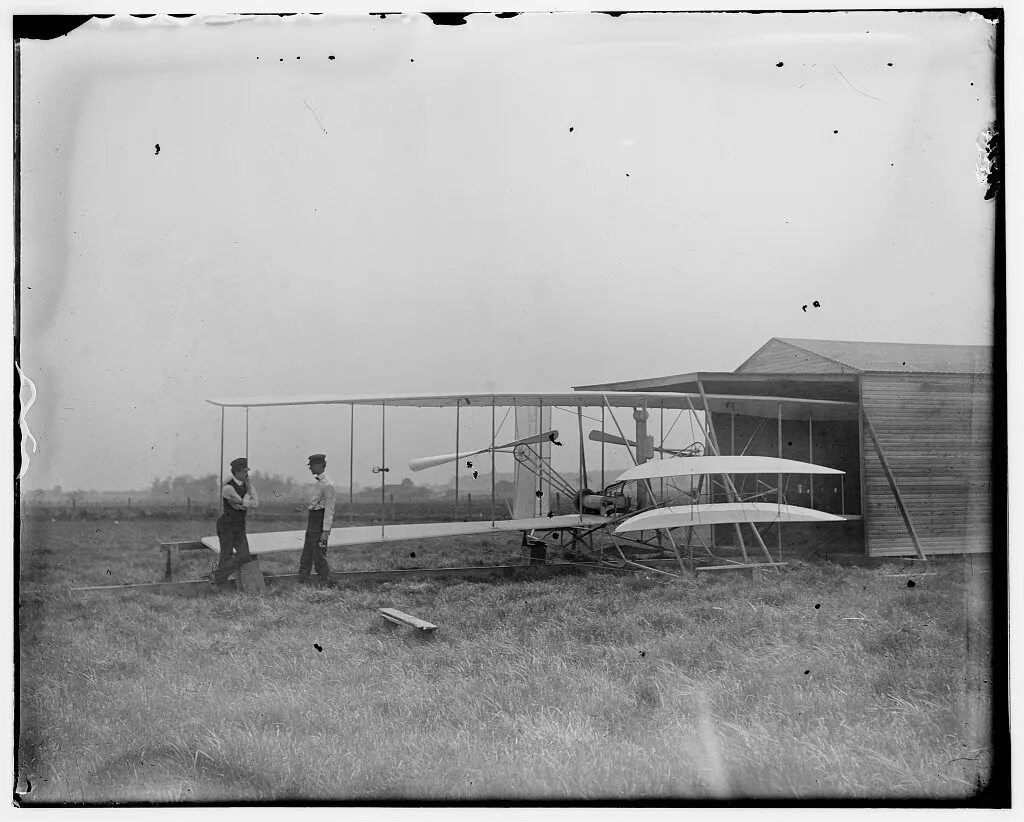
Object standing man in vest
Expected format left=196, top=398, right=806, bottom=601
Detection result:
left=213, top=457, right=260, bottom=585
left=300, top=453, right=336, bottom=584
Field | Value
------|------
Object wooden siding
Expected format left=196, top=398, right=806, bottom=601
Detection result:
left=737, top=339, right=859, bottom=374
left=861, top=373, right=992, bottom=556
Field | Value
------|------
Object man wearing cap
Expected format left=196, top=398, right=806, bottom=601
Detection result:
left=300, top=453, right=335, bottom=584
left=213, top=457, right=260, bottom=586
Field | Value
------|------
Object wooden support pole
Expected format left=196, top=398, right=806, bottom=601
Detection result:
left=863, top=410, right=928, bottom=560
left=455, top=401, right=460, bottom=518
left=809, top=409, right=814, bottom=508
left=380, top=403, right=386, bottom=536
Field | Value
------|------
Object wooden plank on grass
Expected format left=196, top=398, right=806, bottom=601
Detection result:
left=694, top=562, right=789, bottom=573
left=379, top=608, right=437, bottom=631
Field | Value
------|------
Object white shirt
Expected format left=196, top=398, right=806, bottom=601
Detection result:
left=308, top=472, right=336, bottom=532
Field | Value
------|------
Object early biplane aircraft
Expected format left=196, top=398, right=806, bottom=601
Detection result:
left=192, top=389, right=851, bottom=579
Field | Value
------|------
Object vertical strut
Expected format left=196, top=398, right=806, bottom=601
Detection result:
left=491, top=400, right=496, bottom=525
left=218, top=406, right=225, bottom=509
left=349, top=404, right=354, bottom=525
left=455, top=401, right=461, bottom=518
left=777, top=402, right=783, bottom=562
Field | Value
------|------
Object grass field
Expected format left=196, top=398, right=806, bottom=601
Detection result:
left=17, top=513, right=997, bottom=803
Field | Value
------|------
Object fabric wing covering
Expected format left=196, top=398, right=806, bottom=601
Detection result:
left=614, top=456, right=844, bottom=483
left=615, top=503, right=845, bottom=533
left=201, top=514, right=609, bottom=555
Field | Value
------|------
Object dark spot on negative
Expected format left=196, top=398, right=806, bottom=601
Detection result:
left=625, top=173, right=629, bottom=177
left=907, top=580, right=916, bottom=588
left=813, top=300, right=820, bottom=308
left=776, top=61, right=784, bottom=68
left=569, top=126, right=574, bottom=133
left=409, top=551, right=416, bottom=558
left=887, top=62, right=893, bottom=67
left=425, top=12, right=469, bottom=26
left=640, top=650, right=646, bottom=657
left=814, top=603, right=820, bottom=609
left=329, top=55, right=335, bottom=60
left=472, top=471, right=478, bottom=480
left=314, top=643, right=323, bottom=652
left=833, top=130, right=839, bottom=134
left=802, top=305, right=807, bottom=312
left=804, top=670, right=810, bottom=675
left=535, top=490, right=544, bottom=498
left=466, top=461, right=473, bottom=468
left=154, top=144, right=160, bottom=155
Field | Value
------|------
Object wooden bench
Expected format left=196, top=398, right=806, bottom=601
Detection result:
left=694, top=562, right=788, bottom=582
left=159, top=540, right=209, bottom=581
left=379, top=608, right=437, bottom=632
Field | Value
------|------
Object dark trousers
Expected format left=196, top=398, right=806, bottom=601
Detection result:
left=214, top=516, right=252, bottom=583
left=299, top=509, right=330, bottom=581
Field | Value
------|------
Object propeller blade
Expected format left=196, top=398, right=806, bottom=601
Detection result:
left=588, top=430, right=636, bottom=447
left=409, top=430, right=560, bottom=472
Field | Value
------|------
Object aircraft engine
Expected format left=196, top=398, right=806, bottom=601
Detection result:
left=574, top=488, right=632, bottom=516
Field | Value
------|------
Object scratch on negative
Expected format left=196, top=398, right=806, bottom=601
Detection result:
left=832, top=65, right=885, bottom=103
left=303, top=98, right=328, bottom=135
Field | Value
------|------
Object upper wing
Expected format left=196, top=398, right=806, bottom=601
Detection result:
left=205, top=390, right=858, bottom=419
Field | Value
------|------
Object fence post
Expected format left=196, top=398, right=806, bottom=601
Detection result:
left=467, top=493, right=472, bottom=520
left=71, top=498, right=76, bottom=521
left=187, top=497, right=192, bottom=518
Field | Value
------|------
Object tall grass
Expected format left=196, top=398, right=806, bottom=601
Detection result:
left=18, top=517, right=995, bottom=802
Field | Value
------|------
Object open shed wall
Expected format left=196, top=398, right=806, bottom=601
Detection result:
left=861, top=373, right=992, bottom=557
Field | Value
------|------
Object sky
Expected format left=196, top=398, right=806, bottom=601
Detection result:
left=17, top=9, right=999, bottom=492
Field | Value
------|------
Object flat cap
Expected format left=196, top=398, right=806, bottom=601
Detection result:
left=229, top=457, right=249, bottom=472
left=307, top=453, right=327, bottom=465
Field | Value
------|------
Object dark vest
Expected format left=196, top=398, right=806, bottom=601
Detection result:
left=221, top=478, right=248, bottom=523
